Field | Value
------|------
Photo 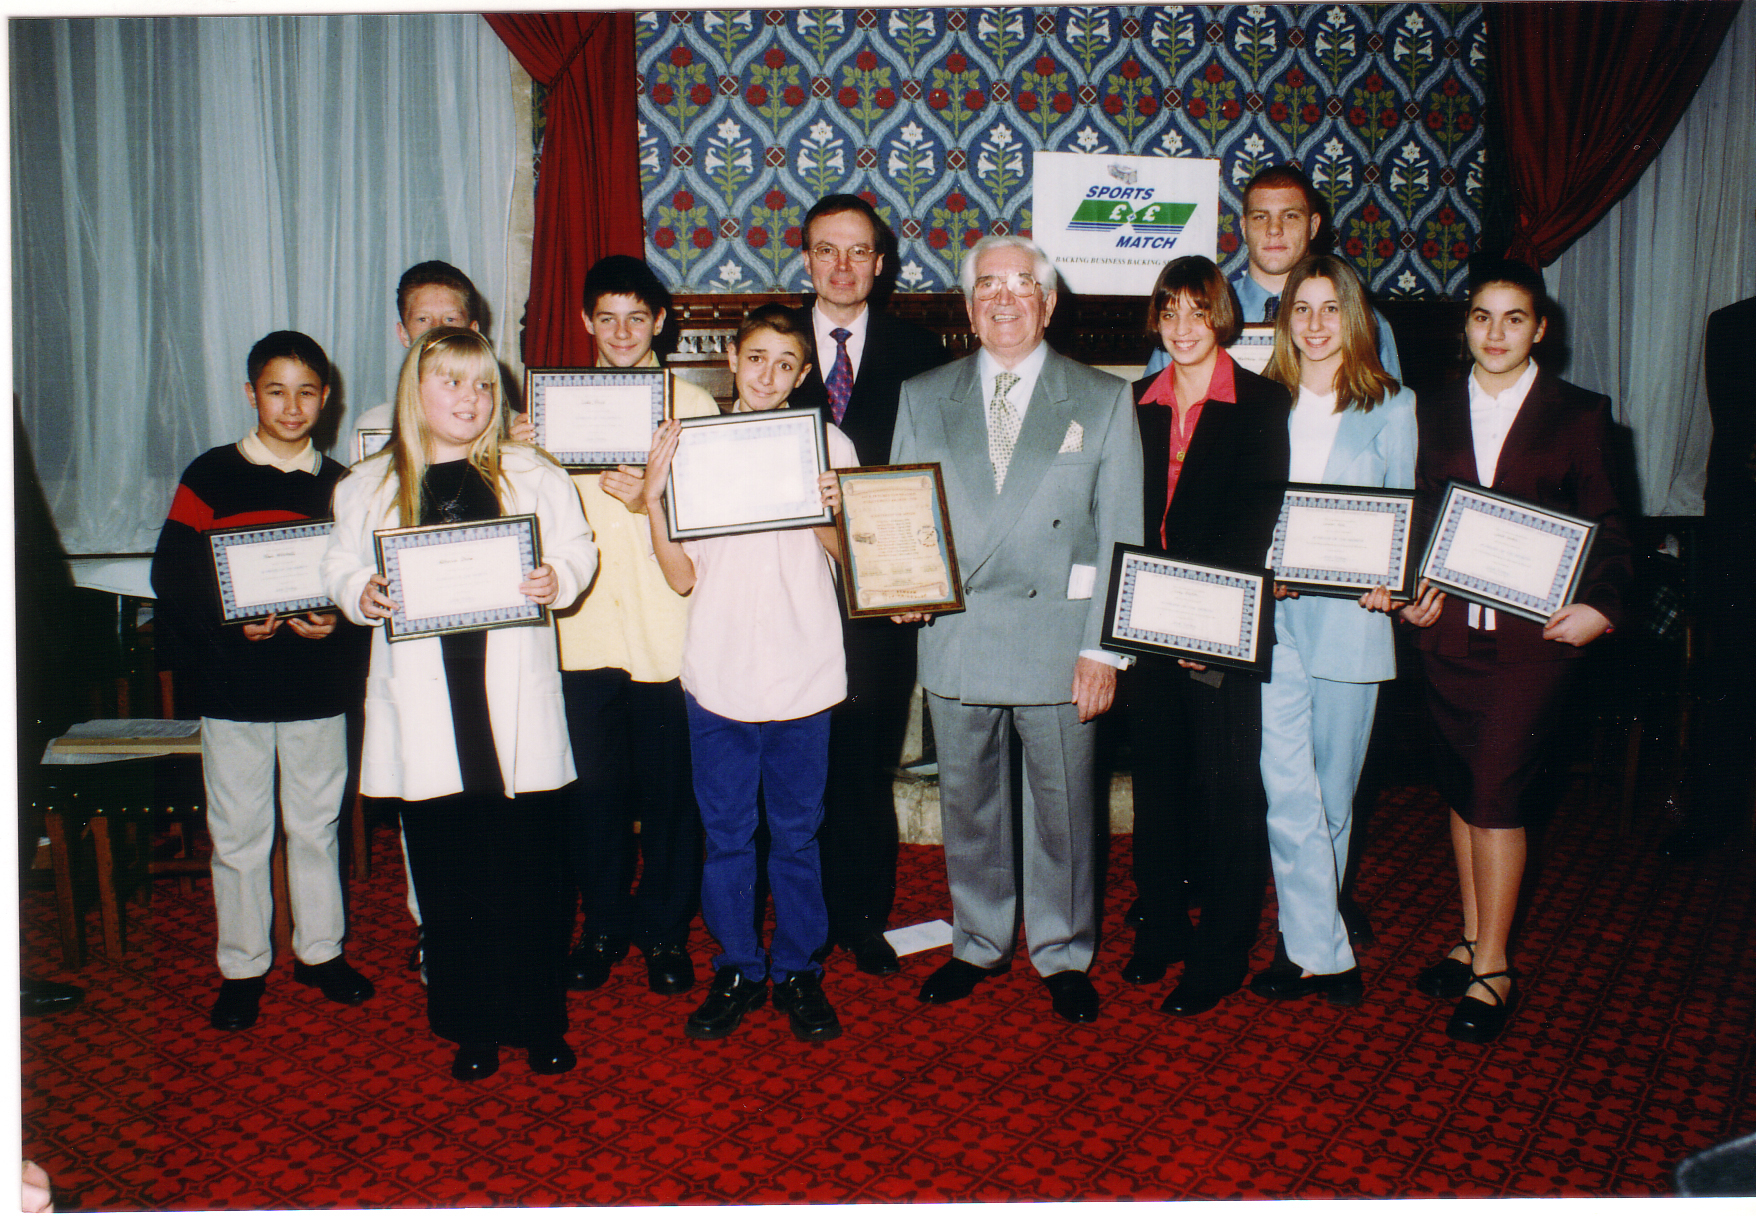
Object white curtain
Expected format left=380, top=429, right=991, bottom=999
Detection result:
left=10, top=15, right=521, bottom=555
left=1544, top=0, right=1756, bottom=518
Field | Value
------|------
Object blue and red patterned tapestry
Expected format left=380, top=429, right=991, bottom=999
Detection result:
left=635, top=6, right=1487, bottom=297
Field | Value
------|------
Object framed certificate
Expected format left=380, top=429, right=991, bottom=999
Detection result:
left=1418, top=481, right=1598, bottom=623
left=1229, top=324, right=1277, bottom=375
left=372, top=514, right=546, bottom=642
left=353, top=428, right=392, bottom=464
left=209, top=520, right=335, bottom=624
left=833, top=463, right=965, bottom=618
left=1270, top=483, right=1417, bottom=598
left=664, top=407, right=832, bottom=541
left=1101, top=543, right=1270, bottom=674
left=526, top=367, right=669, bottom=468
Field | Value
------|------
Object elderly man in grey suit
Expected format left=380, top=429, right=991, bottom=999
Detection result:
left=890, top=235, right=1143, bottom=1023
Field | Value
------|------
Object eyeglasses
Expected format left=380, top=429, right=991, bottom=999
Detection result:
left=972, top=272, right=1041, bottom=300
left=809, top=243, right=877, bottom=265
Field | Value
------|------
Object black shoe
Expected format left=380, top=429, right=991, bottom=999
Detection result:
left=525, top=1038, right=577, bottom=1074
left=21, top=978, right=83, bottom=1018
left=451, top=1043, right=500, bottom=1081
left=1249, top=965, right=1364, bottom=1006
left=1124, top=899, right=1145, bottom=929
left=407, top=929, right=427, bottom=985
left=684, top=966, right=767, bottom=1040
left=1338, top=896, right=1376, bottom=947
left=292, top=956, right=375, bottom=1005
left=1415, top=940, right=1476, bottom=999
left=1121, top=940, right=1182, bottom=985
left=1043, top=970, right=1100, bottom=1023
left=918, top=957, right=1008, bottom=1004
left=209, top=976, right=266, bottom=1031
left=643, top=942, right=695, bottom=995
left=1160, top=979, right=1235, bottom=1017
left=842, top=930, right=901, bottom=977
left=567, top=933, right=629, bottom=991
left=772, top=970, right=843, bottom=1041
left=1446, top=970, right=1515, bottom=1044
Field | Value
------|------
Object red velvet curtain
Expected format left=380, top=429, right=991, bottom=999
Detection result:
left=1489, top=2, right=1740, bottom=267
left=485, top=12, right=644, bottom=367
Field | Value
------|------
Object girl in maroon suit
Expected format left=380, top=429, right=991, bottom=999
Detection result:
left=1402, top=260, right=1630, bottom=1043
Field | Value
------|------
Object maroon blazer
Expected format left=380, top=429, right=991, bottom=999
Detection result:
left=1412, top=370, right=1632, bottom=661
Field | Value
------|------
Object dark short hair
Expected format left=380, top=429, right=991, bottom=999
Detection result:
left=1242, top=164, right=1330, bottom=252
left=1145, top=256, right=1243, bottom=346
left=395, top=260, right=481, bottom=326
left=246, top=330, right=331, bottom=387
left=803, top=193, right=887, bottom=253
left=581, top=254, right=672, bottom=319
left=734, top=302, right=815, bottom=363
left=1466, top=256, right=1550, bottom=323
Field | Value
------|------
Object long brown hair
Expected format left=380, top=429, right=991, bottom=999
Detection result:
left=1263, top=255, right=1397, bottom=413
left=382, top=327, right=511, bottom=526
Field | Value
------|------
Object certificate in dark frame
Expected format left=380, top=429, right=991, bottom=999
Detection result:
left=663, top=406, right=833, bottom=541
left=1100, top=542, right=1271, bottom=675
left=1269, top=482, right=1417, bottom=599
left=525, top=366, right=670, bottom=469
left=832, top=462, right=965, bottom=619
left=1417, top=481, right=1597, bottom=624
left=372, top=513, right=547, bottom=642
left=208, top=519, right=336, bottom=624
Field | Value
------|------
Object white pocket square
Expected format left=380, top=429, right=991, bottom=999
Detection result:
left=1059, top=420, right=1084, bottom=453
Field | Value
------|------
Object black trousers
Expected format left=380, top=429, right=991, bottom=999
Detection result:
left=819, top=617, right=915, bottom=939
left=400, top=787, right=571, bottom=1047
left=561, top=668, right=702, bottom=950
left=1123, top=655, right=1270, bottom=992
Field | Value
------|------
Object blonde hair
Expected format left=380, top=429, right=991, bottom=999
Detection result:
left=384, top=326, right=511, bottom=526
left=1263, top=255, right=1398, bottom=414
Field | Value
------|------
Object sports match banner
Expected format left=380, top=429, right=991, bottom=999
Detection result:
left=1032, top=153, right=1219, bottom=297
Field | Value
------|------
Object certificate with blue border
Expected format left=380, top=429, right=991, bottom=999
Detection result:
left=526, top=367, right=670, bottom=468
left=353, top=428, right=392, bottom=465
left=1101, top=543, right=1270, bottom=674
left=372, top=514, right=546, bottom=642
left=665, top=407, right=833, bottom=541
left=1418, top=481, right=1596, bottom=624
left=208, top=520, right=335, bottom=624
left=1270, top=483, right=1416, bottom=599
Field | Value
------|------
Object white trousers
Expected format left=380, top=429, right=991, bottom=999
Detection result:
left=202, top=716, right=348, bottom=978
left=1259, top=636, right=1379, bottom=977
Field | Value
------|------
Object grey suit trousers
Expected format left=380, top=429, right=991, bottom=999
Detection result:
left=927, top=691, right=1097, bottom=976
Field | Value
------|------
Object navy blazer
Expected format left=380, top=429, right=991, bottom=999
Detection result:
left=1412, top=370, right=1632, bottom=662
left=792, top=297, right=954, bottom=467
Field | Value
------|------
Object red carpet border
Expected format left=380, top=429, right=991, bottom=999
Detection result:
left=20, top=783, right=1756, bottom=1207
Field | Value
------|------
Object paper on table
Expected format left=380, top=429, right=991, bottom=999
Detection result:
left=884, top=919, right=955, bottom=957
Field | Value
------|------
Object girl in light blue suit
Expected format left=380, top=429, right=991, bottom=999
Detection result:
left=1251, top=256, right=1416, bottom=1004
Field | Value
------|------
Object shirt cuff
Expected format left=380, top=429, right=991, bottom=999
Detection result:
left=1079, top=648, right=1134, bottom=670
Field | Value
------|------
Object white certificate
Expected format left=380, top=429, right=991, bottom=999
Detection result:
left=1129, top=567, right=1248, bottom=648
left=209, top=521, right=335, bottom=623
left=1101, top=544, right=1269, bottom=673
left=1418, top=482, right=1596, bottom=623
left=665, top=408, right=832, bottom=540
left=374, top=515, right=547, bottom=641
left=396, top=535, right=528, bottom=620
left=1230, top=324, right=1276, bottom=375
left=1270, top=485, right=1415, bottom=597
left=527, top=368, right=669, bottom=467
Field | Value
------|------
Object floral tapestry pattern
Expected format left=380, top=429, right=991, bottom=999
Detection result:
left=637, top=5, right=1487, bottom=297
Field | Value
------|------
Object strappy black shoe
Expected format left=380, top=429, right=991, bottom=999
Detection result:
left=1415, top=939, right=1475, bottom=999
left=1446, top=969, right=1515, bottom=1044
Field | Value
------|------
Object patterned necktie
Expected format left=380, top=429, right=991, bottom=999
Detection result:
left=826, top=327, right=854, bottom=424
left=988, top=371, right=1022, bottom=492
left=1264, top=297, right=1280, bottom=323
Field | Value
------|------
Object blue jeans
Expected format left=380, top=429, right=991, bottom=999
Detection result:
left=685, top=695, right=830, bottom=983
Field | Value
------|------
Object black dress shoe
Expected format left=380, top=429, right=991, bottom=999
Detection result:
left=685, top=966, right=767, bottom=1040
left=1121, top=939, right=1183, bottom=985
left=1043, top=970, right=1100, bottom=1023
left=209, top=976, right=266, bottom=1031
left=451, top=1043, right=500, bottom=1081
left=1249, top=965, right=1363, bottom=1006
left=1415, top=940, right=1476, bottom=999
left=525, top=1038, right=577, bottom=1075
left=1124, top=899, right=1145, bottom=929
left=918, top=957, right=1007, bottom=1004
left=1446, top=971, right=1515, bottom=1044
left=567, top=933, right=630, bottom=991
left=772, top=971, right=843, bottom=1041
left=843, top=930, right=902, bottom=977
left=408, top=929, right=427, bottom=985
left=293, top=956, right=375, bottom=1006
left=1338, top=896, right=1376, bottom=947
left=21, top=978, right=84, bottom=1018
left=1160, top=980, right=1235, bottom=1017
left=643, top=942, right=695, bottom=995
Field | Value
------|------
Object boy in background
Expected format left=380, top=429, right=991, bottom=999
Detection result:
left=151, top=330, right=374, bottom=1030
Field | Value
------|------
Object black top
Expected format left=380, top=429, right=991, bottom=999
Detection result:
left=423, top=459, right=504, bottom=795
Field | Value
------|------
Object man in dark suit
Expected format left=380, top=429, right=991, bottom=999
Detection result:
left=892, top=236, right=1143, bottom=1023
left=792, top=194, right=953, bottom=975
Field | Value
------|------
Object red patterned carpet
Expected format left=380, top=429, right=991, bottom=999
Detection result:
left=20, top=781, right=1756, bottom=1207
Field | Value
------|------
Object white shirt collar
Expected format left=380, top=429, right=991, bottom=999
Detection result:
left=812, top=301, right=870, bottom=381
left=239, top=429, right=320, bottom=474
left=978, top=340, right=1049, bottom=420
